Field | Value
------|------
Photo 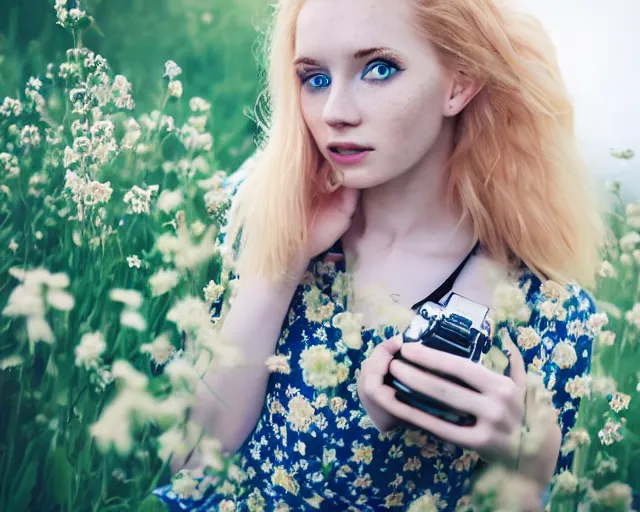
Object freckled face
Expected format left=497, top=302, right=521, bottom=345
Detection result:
left=295, top=0, right=453, bottom=189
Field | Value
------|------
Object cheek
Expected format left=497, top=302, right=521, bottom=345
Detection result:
left=300, top=95, right=324, bottom=144
left=385, top=88, right=445, bottom=153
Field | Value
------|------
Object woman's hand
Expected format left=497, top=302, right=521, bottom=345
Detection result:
left=307, top=185, right=360, bottom=260
left=360, top=332, right=528, bottom=467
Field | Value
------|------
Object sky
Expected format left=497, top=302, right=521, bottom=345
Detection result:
left=516, top=0, right=639, bottom=194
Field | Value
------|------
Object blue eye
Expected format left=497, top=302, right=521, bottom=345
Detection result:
left=362, top=60, right=399, bottom=81
left=303, top=73, right=331, bottom=89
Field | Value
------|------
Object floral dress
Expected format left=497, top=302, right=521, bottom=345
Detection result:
left=153, top=235, right=597, bottom=512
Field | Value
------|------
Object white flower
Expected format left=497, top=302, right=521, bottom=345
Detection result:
left=121, top=310, right=147, bottom=331
left=2, top=285, right=45, bottom=317
left=554, top=471, right=578, bottom=494
left=189, top=97, right=211, bottom=112
left=123, top=184, right=159, bottom=215
left=157, top=427, right=184, bottom=462
left=149, top=269, right=180, bottom=296
left=168, top=80, right=183, bottom=99
left=0, top=355, right=24, bottom=370
left=1, top=152, right=20, bottom=177
left=140, top=333, right=175, bottom=365
left=188, top=115, right=207, bottom=133
left=164, top=60, right=182, bottom=80
left=126, top=255, right=142, bottom=268
left=74, top=332, right=107, bottom=369
left=157, top=189, right=184, bottom=214
left=112, top=75, right=134, bottom=110
left=19, top=125, right=41, bottom=147
left=27, top=316, right=55, bottom=344
left=112, top=360, right=148, bottom=390
left=598, top=261, right=618, bottom=278
left=166, top=296, right=210, bottom=332
left=191, top=221, right=206, bottom=236
left=8, top=238, right=19, bottom=252
left=620, top=231, right=640, bottom=253
left=625, top=304, right=640, bottom=330
left=172, top=471, right=202, bottom=500
left=165, top=358, right=200, bottom=391
left=492, top=281, right=531, bottom=324
left=46, top=289, right=75, bottom=311
left=109, top=288, right=143, bottom=309
left=203, top=280, right=225, bottom=303
left=0, top=97, right=23, bottom=117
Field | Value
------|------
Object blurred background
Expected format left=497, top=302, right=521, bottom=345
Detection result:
left=0, top=0, right=638, bottom=196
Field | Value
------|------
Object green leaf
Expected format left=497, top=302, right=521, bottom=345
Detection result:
left=137, top=495, right=168, bottom=512
left=7, top=461, right=38, bottom=511
left=46, top=447, right=74, bottom=505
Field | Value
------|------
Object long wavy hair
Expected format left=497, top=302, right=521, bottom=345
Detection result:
left=227, top=0, right=605, bottom=288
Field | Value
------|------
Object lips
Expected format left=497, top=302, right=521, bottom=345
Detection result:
left=326, top=143, right=373, bottom=165
left=328, top=143, right=373, bottom=154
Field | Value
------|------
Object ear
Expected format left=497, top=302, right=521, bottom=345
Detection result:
left=443, top=70, right=485, bottom=117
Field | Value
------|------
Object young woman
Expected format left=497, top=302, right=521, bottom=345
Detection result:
left=154, top=0, right=604, bottom=509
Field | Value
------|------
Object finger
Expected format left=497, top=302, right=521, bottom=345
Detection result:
left=388, top=359, right=492, bottom=420
left=400, top=343, right=504, bottom=393
left=336, top=187, right=360, bottom=217
left=499, top=328, right=527, bottom=389
left=376, top=385, right=498, bottom=450
left=362, top=336, right=403, bottom=376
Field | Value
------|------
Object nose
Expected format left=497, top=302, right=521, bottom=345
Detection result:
left=322, top=82, right=362, bottom=128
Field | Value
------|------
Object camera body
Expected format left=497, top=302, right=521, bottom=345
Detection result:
left=384, top=293, right=494, bottom=426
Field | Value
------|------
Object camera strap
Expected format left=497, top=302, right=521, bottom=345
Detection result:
left=411, top=241, right=480, bottom=311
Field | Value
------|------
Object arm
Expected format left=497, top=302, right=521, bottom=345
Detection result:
left=173, top=263, right=307, bottom=473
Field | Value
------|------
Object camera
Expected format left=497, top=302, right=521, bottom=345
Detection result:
left=383, top=293, right=495, bottom=426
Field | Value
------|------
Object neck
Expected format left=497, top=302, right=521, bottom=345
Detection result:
left=349, top=119, right=476, bottom=256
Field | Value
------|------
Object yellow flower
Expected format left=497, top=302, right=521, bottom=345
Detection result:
left=271, top=466, right=300, bottom=496
left=303, top=287, right=335, bottom=323
left=540, top=280, right=571, bottom=303
left=350, top=441, right=374, bottom=464
left=219, top=500, right=237, bottom=512
left=403, top=456, right=422, bottom=472
left=407, top=490, right=440, bottom=512
left=384, top=493, right=405, bottom=507
left=564, top=375, right=591, bottom=399
left=286, top=396, right=315, bottom=433
left=539, top=299, right=568, bottom=321
left=516, top=326, right=542, bottom=350
left=551, top=341, right=578, bottom=369
left=333, top=311, right=364, bottom=350
left=303, top=493, right=324, bottom=509
left=329, top=396, right=347, bottom=414
left=299, top=345, right=341, bottom=389
left=353, top=474, right=373, bottom=488
left=402, top=430, right=427, bottom=448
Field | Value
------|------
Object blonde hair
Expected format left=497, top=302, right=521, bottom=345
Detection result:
left=228, top=0, right=605, bottom=288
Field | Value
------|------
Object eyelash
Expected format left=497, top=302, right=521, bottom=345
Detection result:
left=298, top=58, right=402, bottom=90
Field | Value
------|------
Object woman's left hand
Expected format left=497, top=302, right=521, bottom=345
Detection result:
left=380, top=333, right=527, bottom=467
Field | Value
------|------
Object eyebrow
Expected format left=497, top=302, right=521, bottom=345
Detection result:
left=293, top=47, right=393, bottom=66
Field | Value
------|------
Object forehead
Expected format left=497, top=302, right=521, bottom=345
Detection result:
left=295, top=0, right=417, bottom=55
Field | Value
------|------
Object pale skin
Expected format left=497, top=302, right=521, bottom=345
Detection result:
left=295, top=0, right=562, bottom=507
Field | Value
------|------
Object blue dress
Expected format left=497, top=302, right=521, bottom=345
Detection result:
left=153, top=234, right=596, bottom=511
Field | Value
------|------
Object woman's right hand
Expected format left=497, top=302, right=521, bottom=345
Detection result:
left=307, top=186, right=360, bottom=260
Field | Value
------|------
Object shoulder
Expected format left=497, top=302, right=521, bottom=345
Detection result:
left=513, top=269, right=598, bottom=375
